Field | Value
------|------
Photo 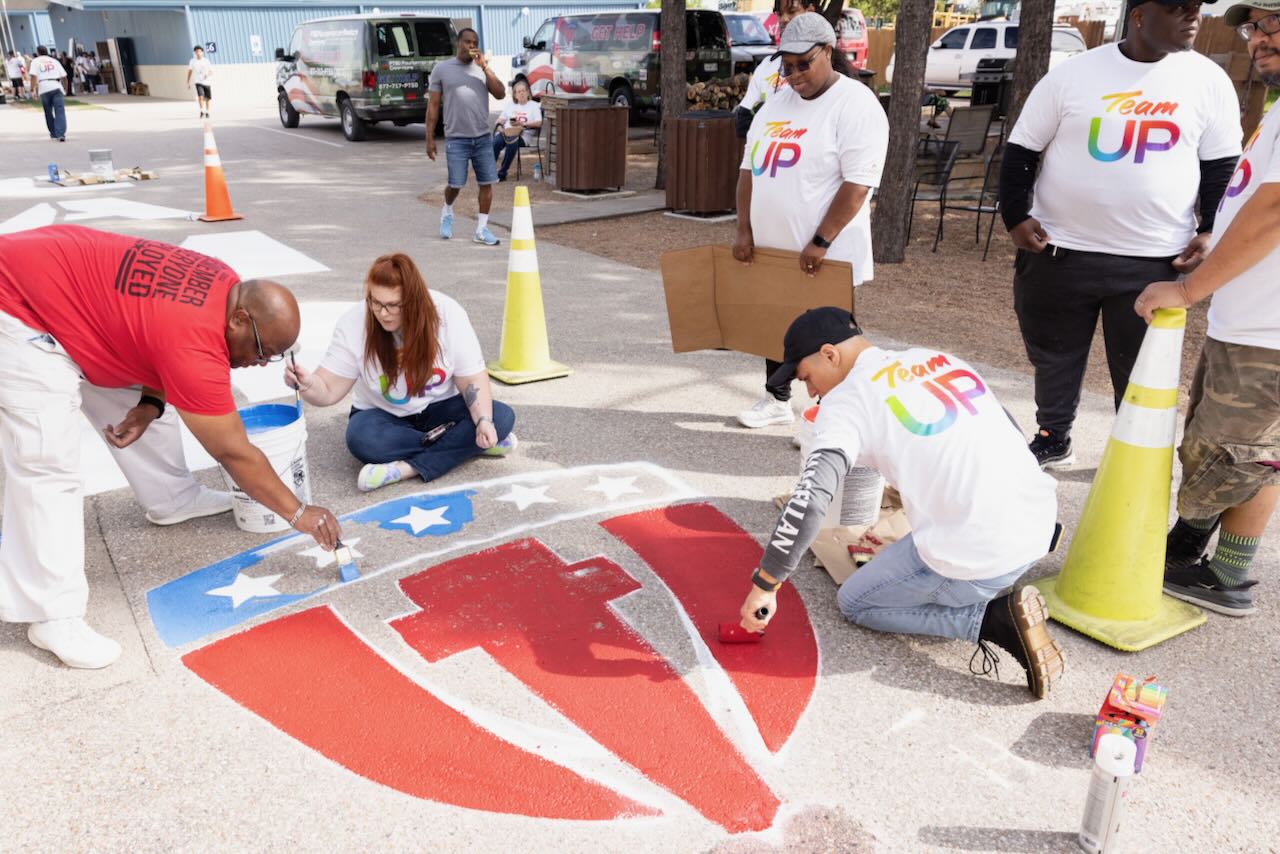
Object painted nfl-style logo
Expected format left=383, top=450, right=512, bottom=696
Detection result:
left=150, top=463, right=819, bottom=834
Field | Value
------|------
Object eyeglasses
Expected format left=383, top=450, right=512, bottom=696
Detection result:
left=367, top=295, right=403, bottom=316
left=779, top=46, right=823, bottom=78
left=1239, top=12, right=1280, bottom=40
left=235, top=289, right=286, bottom=364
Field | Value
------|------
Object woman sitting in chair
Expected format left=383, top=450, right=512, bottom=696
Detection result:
left=286, top=253, right=517, bottom=492
left=492, top=79, right=542, bottom=182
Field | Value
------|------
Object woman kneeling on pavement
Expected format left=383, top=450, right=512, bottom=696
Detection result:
left=287, top=252, right=516, bottom=491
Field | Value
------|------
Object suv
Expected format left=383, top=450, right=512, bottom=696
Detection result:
left=724, top=12, right=776, bottom=74
left=510, top=11, right=731, bottom=113
left=886, top=21, right=1086, bottom=91
left=275, top=13, right=457, bottom=141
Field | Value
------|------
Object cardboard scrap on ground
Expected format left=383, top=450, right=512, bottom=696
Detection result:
left=659, top=244, right=854, bottom=361
left=52, top=167, right=157, bottom=187
left=777, top=485, right=911, bottom=586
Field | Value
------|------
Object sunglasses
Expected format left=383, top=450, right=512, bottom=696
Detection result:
left=779, top=46, right=824, bottom=78
left=1238, top=11, right=1280, bottom=40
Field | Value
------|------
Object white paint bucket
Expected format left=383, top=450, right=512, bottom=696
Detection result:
left=220, top=403, right=311, bottom=533
left=88, top=148, right=113, bottom=179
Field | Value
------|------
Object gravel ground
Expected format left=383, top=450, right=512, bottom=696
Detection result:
left=534, top=206, right=1209, bottom=406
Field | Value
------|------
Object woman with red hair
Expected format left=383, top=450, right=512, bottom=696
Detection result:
left=286, top=253, right=515, bottom=491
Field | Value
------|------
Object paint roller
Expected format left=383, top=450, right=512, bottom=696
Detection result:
left=718, top=607, right=769, bottom=644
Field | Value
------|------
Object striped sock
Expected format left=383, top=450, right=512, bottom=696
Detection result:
left=1209, top=530, right=1260, bottom=588
left=1184, top=516, right=1219, bottom=532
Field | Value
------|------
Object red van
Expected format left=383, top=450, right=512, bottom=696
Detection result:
left=836, top=8, right=869, bottom=70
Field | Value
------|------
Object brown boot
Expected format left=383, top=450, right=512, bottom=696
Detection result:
left=974, top=585, right=1065, bottom=699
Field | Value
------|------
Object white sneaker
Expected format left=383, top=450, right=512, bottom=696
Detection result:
left=737, top=397, right=795, bottom=429
left=28, top=617, right=122, bottom=669
left=146, top=487, right=233, bottom=526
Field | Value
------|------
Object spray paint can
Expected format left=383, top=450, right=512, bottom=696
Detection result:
left=1078, top=733, right=1137, bottom=854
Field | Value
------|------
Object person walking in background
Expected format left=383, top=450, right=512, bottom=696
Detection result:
left=731, top=12, right=888, bottom=431
left=83, top=52, right=101, bottom=93
left=492, top=79, right=541, bottom=182
left=1134, top=0, right=1280, bottom=617
left=57, top=51, right=73, bottom=94
left=27, top=47, right=67, bottom=141
left=426, top=28, right=506, bottom=246
left=285, top=253, right=517, bottom=492
left=187, top=45, right=214, bottom=118
left=6, top=51, right=28, bottom=100
left=998, top=0, right=1242, bottom=469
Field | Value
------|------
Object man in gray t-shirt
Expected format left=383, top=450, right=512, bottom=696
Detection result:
left=427, top=28, right=506, bottom=246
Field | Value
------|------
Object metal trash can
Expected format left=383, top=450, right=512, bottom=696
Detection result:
left=666, top=110, right=742, bottom=215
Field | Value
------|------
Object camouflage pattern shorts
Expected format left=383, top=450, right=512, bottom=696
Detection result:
left=1177, top=337, right=1280, bottom=520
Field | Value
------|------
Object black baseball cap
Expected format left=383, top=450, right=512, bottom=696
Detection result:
left=767, top=307, right=862, bottom=388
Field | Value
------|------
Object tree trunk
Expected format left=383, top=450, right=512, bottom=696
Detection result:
left=655, top=0, right=687, bottom=190
left=1007, top=0, right=1055, bottom=130
left=869, top=0, right=931, bottom=264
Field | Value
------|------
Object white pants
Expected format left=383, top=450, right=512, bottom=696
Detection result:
left=0, top=312, right=202, bottom=622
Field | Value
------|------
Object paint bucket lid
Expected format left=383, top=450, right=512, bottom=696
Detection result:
left=238, top=403, right=301, bottom=434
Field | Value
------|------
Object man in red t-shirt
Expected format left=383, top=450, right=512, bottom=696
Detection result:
left=0, top=225, right=344, bottom=669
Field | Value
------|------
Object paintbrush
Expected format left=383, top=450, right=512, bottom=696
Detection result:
left=718, top=607, right=769, bottom=644
left=288, top=350, right=302, bottom=417
left=335, top=539, right=360, bottom=583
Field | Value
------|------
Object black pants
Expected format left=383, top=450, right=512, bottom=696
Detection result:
left=765, top=358, right=790, bottom=402
left=1013, top=244, right=1177, bottom=435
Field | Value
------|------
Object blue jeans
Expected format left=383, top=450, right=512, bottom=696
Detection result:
left=836, top=534, right=1033, bottom=642
left=41, top=89, right=66, bottom=139
left=345, top=394, right=515, bottom=483
left=492, top=132, right=526, bottom=178
left=446, top=135, right=498, bottom=188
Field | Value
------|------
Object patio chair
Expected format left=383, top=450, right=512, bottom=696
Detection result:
left=941, top=104, right=995, bottom=158
left=906, top=138, right=961, bottom=249
left=514, top=126, right=543, bottom=181
left=938, top=142, right=1004, bottom=259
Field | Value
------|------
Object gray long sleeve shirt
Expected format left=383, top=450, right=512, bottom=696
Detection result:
left=759, top=447, right=851, bottom=583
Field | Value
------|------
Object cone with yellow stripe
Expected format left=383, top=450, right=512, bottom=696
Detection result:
left=198, top=121, right=242, bottom=223
left=1039, top=307, right=1205, bottom=651
left=487, top=186, right=570, bottom=385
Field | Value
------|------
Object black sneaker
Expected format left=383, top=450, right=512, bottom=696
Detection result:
left=1028, top=429, right=1075, bottom=469
left=1164, top=557, right=1257, bottom=616
left=1165, top=518, right=1219, bottom=574
left=972, top=585, right=1065, bottom=699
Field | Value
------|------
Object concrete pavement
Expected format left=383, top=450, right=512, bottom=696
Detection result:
left=1, top=96, right=1277, bottom=853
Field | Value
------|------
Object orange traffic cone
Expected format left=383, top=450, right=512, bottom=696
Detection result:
left=199, top=121, right=242, bottom=222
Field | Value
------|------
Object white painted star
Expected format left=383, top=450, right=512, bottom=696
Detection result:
left=205, top=572, right=285, bottom=609
left=585, top=475, right=643, bottom=503
left=392, top=504, right=452, bottom=535
left=296, top=538, right=362, bottom=568
left=495, top=483, right=557, bottom=511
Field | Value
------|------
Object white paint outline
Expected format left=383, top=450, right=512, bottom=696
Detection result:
left=251, top=125, right=346, bottom=149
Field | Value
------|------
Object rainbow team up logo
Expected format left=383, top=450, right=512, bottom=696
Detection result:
left=1088, top=90, right=1181, bottom=163
left=872, top=353, right=988, bottom=437
left=750, top=121, right=808, bottom=178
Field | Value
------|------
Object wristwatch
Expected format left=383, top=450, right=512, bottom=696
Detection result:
left=811, top=233, right=832, bottom=249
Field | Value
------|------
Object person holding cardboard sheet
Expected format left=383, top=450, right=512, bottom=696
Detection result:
left=0, top=225, right=344, bottom=671
left=285, top=253, right=516, bottom=493
left=739, top=308, right=1064, bottom=699
left=731, top=13, right=888, bottom=431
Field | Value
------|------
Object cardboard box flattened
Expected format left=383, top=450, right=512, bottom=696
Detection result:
left=660, top=244, right=854, bottom=362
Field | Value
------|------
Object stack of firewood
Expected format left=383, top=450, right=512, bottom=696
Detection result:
left=686, top=74, right=751, bottom=111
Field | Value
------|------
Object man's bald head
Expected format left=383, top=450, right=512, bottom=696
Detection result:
left=225, top=279, right=301, bottom=368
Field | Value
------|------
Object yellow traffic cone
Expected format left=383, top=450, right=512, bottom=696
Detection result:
left=198, top=121, right=242, bottom=223
left=486, top=186, right=571, bottom=385
left=1039, top=307, right=1205, bottom=651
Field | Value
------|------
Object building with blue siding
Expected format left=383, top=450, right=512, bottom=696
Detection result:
left=39, top=0, right=641, bottom=104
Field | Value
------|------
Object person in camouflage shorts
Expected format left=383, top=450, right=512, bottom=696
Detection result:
left=1134, top=0, right=1280, bottom=617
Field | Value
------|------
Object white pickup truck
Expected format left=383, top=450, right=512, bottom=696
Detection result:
left=887, top=22, right=1088, bottom=92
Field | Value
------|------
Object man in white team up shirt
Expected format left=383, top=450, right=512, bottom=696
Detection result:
left=6, top=51, right=28, bottom=100
left=999, top=0, right=1241, bottom=469
left=27, top=46, right=67, bottom=141
left=186, top=45, right=214, bottom=118
left=1136, top=0, right=1280, bottom=618
left=732, top=13, right=888, bottom=431
left=738, top=308, right=1064, bottom=699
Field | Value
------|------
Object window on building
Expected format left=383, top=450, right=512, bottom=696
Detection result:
left=414, top=21, right=453, bottom=57
left=377, top=22, right=413, bottom=58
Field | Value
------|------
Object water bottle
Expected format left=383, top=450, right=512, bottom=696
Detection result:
left=532, top=159, right=542, bottom=182
left=48, top=163, right=60, bottom=183
left=1079, top=733, right=1138, bottom=854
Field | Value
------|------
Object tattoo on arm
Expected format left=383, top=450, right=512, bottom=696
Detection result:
left=464, top=384, right=479, bottom=408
